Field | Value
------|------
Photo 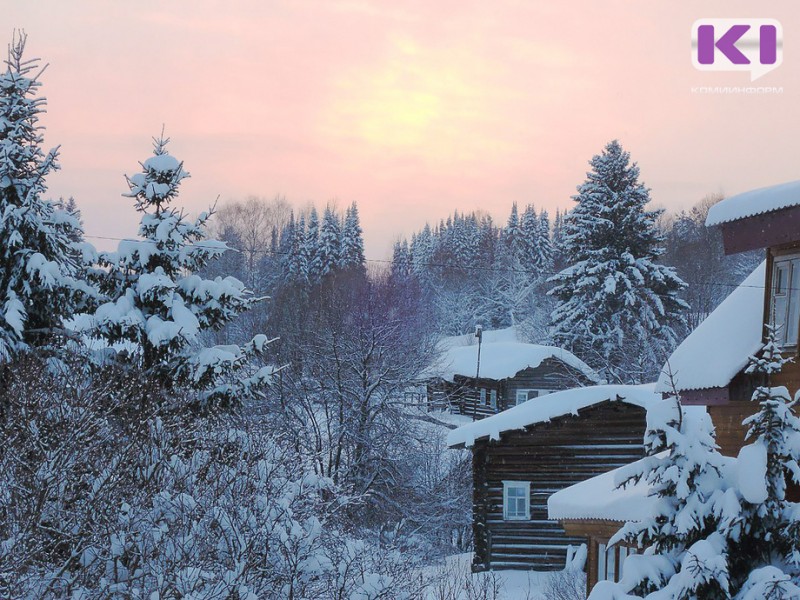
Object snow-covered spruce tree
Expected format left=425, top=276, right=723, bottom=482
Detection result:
left=391, top=240, right=412, bottom=280
left=340, top=201, right=366, bottom=272
left=305, top=206, right=322, bottom=283
left=81, top=135, right=272, bottom=407
left=0, top=33, right=92, bottom=360
left=548, top=140, right=687, bottom=383
left=318, top=204, right=341, bottom=278
left=519, top=204, right=540, bottom=271
left=733, top=325, right=800, bottom=591
left=536, top=209, right=553, bottom=272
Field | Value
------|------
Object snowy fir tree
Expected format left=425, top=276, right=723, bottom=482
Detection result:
left=305, top=206, right=322, bottom=283
left=548, top=140, right=687, bottom=382
left=318, top=204, right=341, bottom=278
left=78, top=135, right=273, bottom=406
left=391, top=240, right=412, bottom=280
left=535, top=209, right=553, bottom=271
left=519, top=204, right=540, bottom=269
left=292, top=213, right=309, bottom=283
left=503, top=201, right=520, bottom=262
left=0, top=32, right=92, bottom=361
left=340, top=201, right=365, bottom=272
left=735, top=325, right=800, bottom=587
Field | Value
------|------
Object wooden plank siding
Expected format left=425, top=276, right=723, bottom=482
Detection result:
left=429, top=358, right=596, bottom=419
left=471, top=401, right=647, bottom=571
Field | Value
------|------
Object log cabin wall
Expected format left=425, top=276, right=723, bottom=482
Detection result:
left=471, top=401, right=647, bottom=571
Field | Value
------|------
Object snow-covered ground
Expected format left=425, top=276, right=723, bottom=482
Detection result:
left=423, top=554, right=585, bottom=600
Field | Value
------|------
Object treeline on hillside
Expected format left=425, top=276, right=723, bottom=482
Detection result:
left=391, top=197, right=758, bottom=340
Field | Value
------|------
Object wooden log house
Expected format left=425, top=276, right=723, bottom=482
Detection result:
left=447, top=384, right=657, bottom=571
left=425, top=341, right=601, bottom=419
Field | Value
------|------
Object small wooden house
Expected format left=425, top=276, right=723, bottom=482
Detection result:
left=447, top=384, right=657, bottom=571
left=425, top=341, right=601, bottom=419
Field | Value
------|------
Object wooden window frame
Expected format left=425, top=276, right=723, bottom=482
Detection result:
left=515, top=389, right=554, bottom=405
left=766, top=246, right=800, bottom=354
left=502, top=480, right=531, bottom=520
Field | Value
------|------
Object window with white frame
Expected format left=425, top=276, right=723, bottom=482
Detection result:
left=771, top=255, right=800, bottom=348
left=502, top=480, right=530, bottom=520
left=597, top=541, right=635, bottom=583
left=515, top=389, right=555, bottom=405
left=480, top=388, right=487, bottom=405
left=490, top=389, right=497, bottom=409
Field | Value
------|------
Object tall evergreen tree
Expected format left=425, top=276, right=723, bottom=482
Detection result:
left=340, top=202, right=365, bottom=272
left=318, top=204, right=341, bottom=278
left=0, top=33, right=92, bottom=360
left=535, top=210, right=553, bottom=272
left=391, top=240, right=412, bottom=280
left=503, top=202, right=520, bottom=262
left=305, top=206, right=322, bottom=283
left=518, top=204, right=539, bottom=271
left=548, top=140, right=687, bottom=382
left=79, top=135, right=272, bottom=406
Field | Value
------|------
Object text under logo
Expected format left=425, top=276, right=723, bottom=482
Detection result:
left=692, top=19, right=782, bottom=81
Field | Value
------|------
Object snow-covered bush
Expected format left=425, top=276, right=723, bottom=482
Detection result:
left=1, top=355, right=427, bottom=599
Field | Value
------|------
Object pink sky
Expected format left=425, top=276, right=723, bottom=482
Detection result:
left=7, top=1, right=800, bottom=259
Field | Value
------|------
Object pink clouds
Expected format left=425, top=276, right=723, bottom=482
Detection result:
left=6, top=1, right=800, bottom=258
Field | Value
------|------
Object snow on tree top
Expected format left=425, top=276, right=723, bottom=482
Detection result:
left=447, top=383, right=659, bottom=448
left=422, top=341, right=600, bottom=384
left=655, top=261, right=765, bottom=394
left=143, top=153, right=182, bottom=173
left=706, top=179, right=800, bottom=226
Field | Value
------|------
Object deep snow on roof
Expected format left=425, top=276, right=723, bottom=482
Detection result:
left=655, top=261, right=766, bottom=394
left=446, top=384, right=659, bottom=448
left=437, top=326, right=520, bottom=351
left=706, top=180, right=800, bottom=226
left=547, top=457, right=657, bottom=522
left=423, top=341, right=600, bottom=384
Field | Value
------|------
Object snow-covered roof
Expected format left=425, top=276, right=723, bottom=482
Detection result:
left=706, top=180, right=800, bottom=226
left=547, top=456, right=658, bottom=522
left=437, top=326, right=521, bottom=351
left=423, top=341, right=600, bottom=384
left=655, top=261, right=765, bottom=394
left=447, top=384, right=659, bottom=448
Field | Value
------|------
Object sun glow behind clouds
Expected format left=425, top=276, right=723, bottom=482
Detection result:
left=322, top=35, right=510, bottom=163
